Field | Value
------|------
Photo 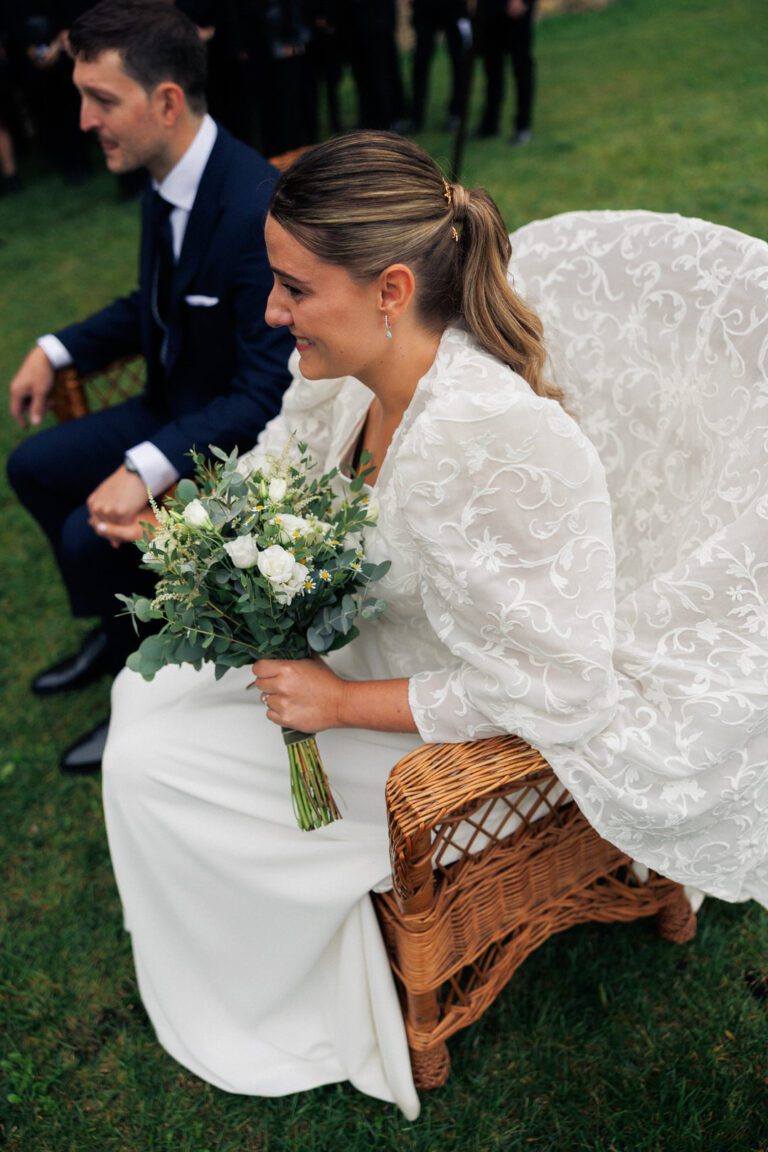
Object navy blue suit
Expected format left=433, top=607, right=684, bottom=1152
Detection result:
left=8, top=126, right=293, bottom=658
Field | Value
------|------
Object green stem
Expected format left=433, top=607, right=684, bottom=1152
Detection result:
left=282, top=730, right=341, bottom=831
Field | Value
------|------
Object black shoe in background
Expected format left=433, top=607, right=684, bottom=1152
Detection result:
left=60, top=719, right=110, bottom=775
left=32, top=628, right=124, bottom=696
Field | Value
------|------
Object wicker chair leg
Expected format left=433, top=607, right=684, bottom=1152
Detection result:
left=655, top=885, right=697, bottom=944
left=409, top=1042, right=451, bottom=1090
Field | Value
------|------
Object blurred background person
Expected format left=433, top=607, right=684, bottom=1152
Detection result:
left=305, top=0, right=344, bottom=136
left=337, top=0, right=405, bottom=131
left=176, top=0, right=252, bottom=144
left=0, top=1, right=22, bottom=193
left=475, top=0, right=537, bottom=145
left=247, top=0, right=318, bottom=157
left=12, top=0, right=91, bottom=182
left=408, top=0, right=471, bottom=133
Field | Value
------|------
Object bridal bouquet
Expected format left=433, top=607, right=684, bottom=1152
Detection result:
left=118, top=441, right=389, bottom=831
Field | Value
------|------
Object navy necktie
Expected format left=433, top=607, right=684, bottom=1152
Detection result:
left=152, top=192, right=175, bottom=329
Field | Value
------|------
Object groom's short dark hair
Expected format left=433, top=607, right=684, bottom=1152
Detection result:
left=69, top=0, right=208, bottom=114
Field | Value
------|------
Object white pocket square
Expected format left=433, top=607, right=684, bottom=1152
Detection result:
left=184, top=294, right=219, bottom=307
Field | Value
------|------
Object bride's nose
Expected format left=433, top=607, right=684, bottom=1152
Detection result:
left=265, top=284, right=292, bottom=329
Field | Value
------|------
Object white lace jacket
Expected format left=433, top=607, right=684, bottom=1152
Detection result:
left=245, top=324, right=619, bottom=751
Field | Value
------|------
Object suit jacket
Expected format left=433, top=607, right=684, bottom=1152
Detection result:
left=55, top=126, right=293, bottom=475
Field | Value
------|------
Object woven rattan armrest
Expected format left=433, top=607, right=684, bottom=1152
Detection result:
left=385, top=734, right=556, bottom=905
left=386, top=734, right=551, bottom=843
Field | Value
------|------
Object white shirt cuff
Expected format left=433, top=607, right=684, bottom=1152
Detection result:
left=125, top=442, right=179, bottom=497
left=37, top=334, right=73, bottom=369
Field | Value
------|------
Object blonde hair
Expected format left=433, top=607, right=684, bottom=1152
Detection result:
left=269, top=131, right=562, bottom=405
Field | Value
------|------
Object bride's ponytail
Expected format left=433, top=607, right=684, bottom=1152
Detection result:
left=449, top=183, right=562, bottom=403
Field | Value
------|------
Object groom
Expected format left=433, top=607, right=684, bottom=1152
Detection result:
left=6, top=0, right=293, bottom=773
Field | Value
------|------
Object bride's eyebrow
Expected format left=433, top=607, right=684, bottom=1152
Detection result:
left=270, top=266, right=311, bottom=289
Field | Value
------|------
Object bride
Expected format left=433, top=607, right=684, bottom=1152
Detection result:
left=101, top=131, right=618, bottom=1118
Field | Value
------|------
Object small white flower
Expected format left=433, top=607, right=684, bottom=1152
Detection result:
left=319, top=569, right=332, bottom=582
left=224, top=533, right=260, bottom=569
left=183, top=499, right=212, bottom=529
left=268, top=477, right=288, bottom=502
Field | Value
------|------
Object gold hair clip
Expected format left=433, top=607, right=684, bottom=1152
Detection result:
left=443, top=180, right=453, bottom=205
left=451, top=226, right=459, bottom=243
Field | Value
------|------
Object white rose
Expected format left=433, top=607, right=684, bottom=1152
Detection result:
left=183, top=499, right=212, bottom=529
left=268, top=477, right=288, bottom=502
left=257, top=543, right=298, bottom=584
left=237, top=450, right=281, bottom=480
left=273, top=561, right=309, bottom=605
left=306, top=516, right=333, bottom=541
left=257, top=545, right=308, bottom=605
left=273, top=513, right=311, bottom=543
left=273, top=513, right=332, bottom=545
left=224, top=533, right=260, bottom=569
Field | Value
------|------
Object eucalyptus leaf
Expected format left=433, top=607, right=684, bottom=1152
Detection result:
left=176, top=478, right=199, bottom=505
left=134, top=597, right=160, bottom=623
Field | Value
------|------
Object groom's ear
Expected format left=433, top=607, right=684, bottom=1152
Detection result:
left=378, top=264, right=416, bottom=321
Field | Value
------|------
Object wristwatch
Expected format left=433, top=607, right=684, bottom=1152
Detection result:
left=124, top=455, right=140, bottom=475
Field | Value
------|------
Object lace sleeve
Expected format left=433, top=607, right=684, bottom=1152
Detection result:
left=400, top=385, right=619, bottom=749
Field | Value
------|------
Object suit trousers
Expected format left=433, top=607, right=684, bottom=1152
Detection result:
left=7, top=395, right=165, bottom=656
left=479, top=1, right=537, bottom=135
left=411, top=3, right=469, bottom=128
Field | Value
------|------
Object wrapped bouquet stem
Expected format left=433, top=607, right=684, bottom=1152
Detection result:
left=283, top=726, right=341, bottom=830
left=118, top=441, right=388, bottom=830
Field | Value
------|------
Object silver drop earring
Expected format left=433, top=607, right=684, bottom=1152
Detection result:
left=384, top=314, right=393, bottom=340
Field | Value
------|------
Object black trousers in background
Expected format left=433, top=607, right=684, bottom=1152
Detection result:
left=478, top=0, right=537, bottom=136
left=338, top=0, right=405, bottom=130
left=411, top=0, right=470, bottom=130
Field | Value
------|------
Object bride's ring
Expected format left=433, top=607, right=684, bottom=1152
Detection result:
left=261, top=692, right=269, bottom=705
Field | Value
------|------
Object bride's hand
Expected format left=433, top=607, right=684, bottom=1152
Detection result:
left=250, top=657, right=346, bottom=732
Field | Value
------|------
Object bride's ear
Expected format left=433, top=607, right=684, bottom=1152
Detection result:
left=378, top=264, right=416, bottom=322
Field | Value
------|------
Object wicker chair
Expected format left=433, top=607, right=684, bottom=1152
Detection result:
left=372, top=740, right=694, bottom=1090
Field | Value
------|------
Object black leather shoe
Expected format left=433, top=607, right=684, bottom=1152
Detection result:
left=60, top=719, right=110, bottom=775
left=32, top=629, right=119, bottom=696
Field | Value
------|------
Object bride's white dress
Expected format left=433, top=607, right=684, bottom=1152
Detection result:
left=104, top=327, right=619, bottom=1118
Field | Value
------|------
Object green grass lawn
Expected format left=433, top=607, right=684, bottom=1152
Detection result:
left=1, top=0, right=767, bottom=1148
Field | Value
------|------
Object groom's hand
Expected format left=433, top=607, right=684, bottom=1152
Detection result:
left=87, top=466, right=150, bottom=530
left=9, top=346, right=55, bottom=428
left=91, top=505, right=160, bottom=548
